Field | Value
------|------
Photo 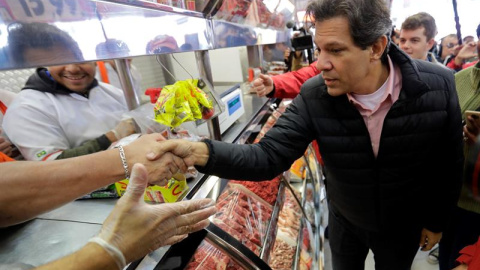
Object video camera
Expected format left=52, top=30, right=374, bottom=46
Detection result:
left=286, top=21, right=314, bottom=51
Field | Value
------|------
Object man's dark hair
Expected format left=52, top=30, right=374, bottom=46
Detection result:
left=401, top=12, right=437, bottom=41
left=477, top=23, right=480, bottom=39
left=7, top=22, right=83, bottom=64
left=305, top=0, right=392, bottom=64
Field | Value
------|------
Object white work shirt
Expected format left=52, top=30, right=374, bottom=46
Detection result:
left=2, top=82, right=128, bottom=160
left=0, top=89, right=17, bottom=126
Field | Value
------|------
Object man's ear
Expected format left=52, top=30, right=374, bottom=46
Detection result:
left=426, top=38, right=435, bottom=51
left=371, top=35, right=388, bottom=61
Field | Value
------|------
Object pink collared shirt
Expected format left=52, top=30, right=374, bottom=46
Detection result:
left=347, top=56, right=402, bottom=157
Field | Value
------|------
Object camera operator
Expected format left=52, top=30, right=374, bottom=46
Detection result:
left=286, top=21, right=315, bottom=71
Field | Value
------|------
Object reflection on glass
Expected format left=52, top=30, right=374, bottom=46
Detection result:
left=6, top=22, right=84, bottom=67
left=214, top=22, right=258, bottom=47
left=146, top=34, right=179, bottom=54
left=212, top=0, right=294, bottom=29
left=155, top=0, right=185, bottom=9
left=95, top=39, right=131, bottom=59
left=215, top=0, right=255, bottom=24
left=149, top=0, right=209, bottom=12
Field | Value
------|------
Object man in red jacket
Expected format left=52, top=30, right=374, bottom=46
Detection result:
left=453, top=237, right=480, bottom=270
left=251, top=62, right=324, bottom=164
left=252, top=61, right=320, bottom=98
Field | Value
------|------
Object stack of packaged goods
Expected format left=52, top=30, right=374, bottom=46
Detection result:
left=254, top=99, right=291, bottom=143
left=266, top=61, right=287, bottom=76
left=213, top=183, right=273, bottom=255
left=269, top=188, right=303, bottom=270
left=254, top=112, right=277, bottom=143
left=184, top=240, right=243, bottom=270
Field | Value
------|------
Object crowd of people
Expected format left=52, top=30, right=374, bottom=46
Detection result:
left=1, top=0, right=480, bottom=270
left=250, top=4, right=480, bottom=270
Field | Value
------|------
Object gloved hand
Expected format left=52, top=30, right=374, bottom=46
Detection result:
left=96, top=163, right=216, bottom=264
left=251, top=74, right=274, bottom=97
left=124, top=134, right=189, bottom=186
left=111, top=118, right=137, bottom=141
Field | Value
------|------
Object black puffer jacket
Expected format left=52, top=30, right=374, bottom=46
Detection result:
left=200, top=45, right=464, bottom=232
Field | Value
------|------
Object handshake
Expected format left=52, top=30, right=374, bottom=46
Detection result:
left=123, top=133, right=210, bottom=187
left=90, top=134, right=215, bottom=269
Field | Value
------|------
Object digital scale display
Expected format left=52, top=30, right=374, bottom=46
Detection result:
left=227, top=94, right=241, bottom=115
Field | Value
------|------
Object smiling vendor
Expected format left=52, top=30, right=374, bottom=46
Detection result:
left=2, top=22, right=136, bottom=161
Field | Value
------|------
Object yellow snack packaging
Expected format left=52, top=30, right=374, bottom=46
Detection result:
left=158, top=173, right=189, bottom=202
left=182, top=81, right=202, bottom=119
left=114, top=173, right=189, bottom=203
left=187, top=79, right=215, bottom=120
left=154, top=79, right=215, bottom=127
left=171, top=83, right=194, bottom=127
left=154, top=85, right=176, bottom=127
left=189, top=79, right=213, bottom=109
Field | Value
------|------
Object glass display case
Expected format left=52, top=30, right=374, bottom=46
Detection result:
left=128, top=98, right=324, bottom=269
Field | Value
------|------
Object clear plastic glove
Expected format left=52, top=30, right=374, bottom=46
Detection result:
left=112, top=118, right=137, bottom=140
left=252, top=74, right=274, bottom=97
left=123, top=133, right=189, bottom=186
left=97, top=163, right=216, bottom=264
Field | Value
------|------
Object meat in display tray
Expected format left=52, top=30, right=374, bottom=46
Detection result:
left=213, top=183, right=273, bottom=256
left=230, top=176, right=281, bottom=205
left=184, top=240, right=243, bottom=270
left=269, top=187, right=303, bottom=270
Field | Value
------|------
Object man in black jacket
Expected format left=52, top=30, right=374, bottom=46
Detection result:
left=156, top=0, right=464, bottom=269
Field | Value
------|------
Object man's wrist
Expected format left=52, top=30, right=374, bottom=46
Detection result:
left=42, top=243, right=120, bottom=270
left=105, top=131, right=118, bottom=143
left=192, top=141, right=210, bottom=166
left=454, top=56, right=464, bottom=66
